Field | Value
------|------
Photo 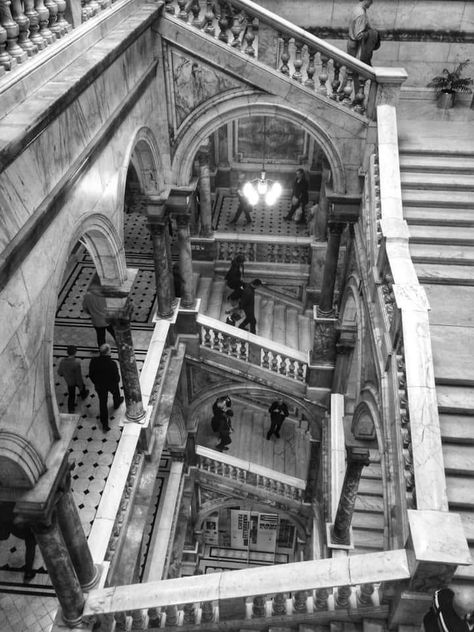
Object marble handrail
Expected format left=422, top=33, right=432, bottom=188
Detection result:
left=83, top=549, right=410, bottom=620
left=198, top=312, right=308, bottom=382
left=196, top=444, right=306, bottom=500
left=162, top=0, right=407, bottom=119
left=375, top=104, right=448, bottom=512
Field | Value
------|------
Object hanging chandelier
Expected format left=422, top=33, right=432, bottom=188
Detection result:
left=242, top=118, right=282, bottom=207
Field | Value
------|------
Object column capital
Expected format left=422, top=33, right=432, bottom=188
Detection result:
left=346, top=446, right=371, bottom=467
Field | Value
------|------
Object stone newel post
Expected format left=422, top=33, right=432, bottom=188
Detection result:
left=329, top=447, right=370, bottom=547
left=175, top=212, right=195, bottom=309
left=148, top=217, right=174, bottom=318
left=318, top=221, right=344, bottom=316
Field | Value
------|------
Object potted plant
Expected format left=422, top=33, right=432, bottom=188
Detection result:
left=427, top=59, right=473, bottom=109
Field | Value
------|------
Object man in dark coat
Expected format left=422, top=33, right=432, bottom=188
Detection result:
left=423, top=587, right=474, bottom=632
left=238, top=279, right=262, bottom=335
left=266, top=398, right=289, bottom=440
left=88, top=344, right=123, bottom=431
left=284, top=169, right=309, bottom=224
left=58, top=345, right=89, bottom=413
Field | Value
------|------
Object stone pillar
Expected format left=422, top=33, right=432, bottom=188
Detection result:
left=109, top=299, right=146, bottom=423
left=32, top=515, right=85, bottom=626
left=314, top=161, right=330, bottom=242
left=329, top=447, right=370, bottom=547
left=175, top=213, right=195, bottom=309
left=148, top=218, right=174, bottom=318
left=318, top=222, right=345, bottom=316
left=56, top=483, right=99, bottom=590
left=332, top=328, right=356, bottom=394
left=198, top=147, right=213, bottom=237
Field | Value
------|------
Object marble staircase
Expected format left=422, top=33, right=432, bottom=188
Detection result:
left=194, top=272, right=315, bottom=354
left=399, top=135, right=474, bottom=594
left=351, top=450, right=385, bottom=555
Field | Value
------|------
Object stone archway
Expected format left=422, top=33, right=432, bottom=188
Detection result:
left=171, top=89, right=346, bottom=194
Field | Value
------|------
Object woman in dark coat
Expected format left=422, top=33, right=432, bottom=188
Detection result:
left=225, top=254, right=245, bottom=302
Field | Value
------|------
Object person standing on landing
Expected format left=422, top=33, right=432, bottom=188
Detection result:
left=82, top=284, right=116, bottom=348
left=284, top=169, right=309, bottom=224
left=266, top=398, right=289, bottom=440
left=88, top=344, right=124, bottom=432
left=58, top=345, right=89, bottom=414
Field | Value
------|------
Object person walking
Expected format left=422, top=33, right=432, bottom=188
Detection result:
left=82, top=285, right=116, bottom=348
left=346, top=0, right=380, bottom=99
left=284, top=169, right=309, bottom=224
left=423, top=586, right=474, bottom=631
left=266, top=398, right=289, bottom=440
left=225, top=254, right=245, bottom=303
left=88, top=344, right=124, bottom=432
left=238, top=279, right=262, bottom=335
left=58, top=345, right=89, bottom=413
left=229, top=174, right=252, bottom=226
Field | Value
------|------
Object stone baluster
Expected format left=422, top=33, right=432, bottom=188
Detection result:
left=272, top=592, right=286, bottom=616
left=252, top=595, right=266, bottom=618
left=203, top=0, right=214, bottom=35
left=115, top=611, right=129, bottom=630
left=130, top=609, right=148, bottom=629
left=304, top=49, right=315, bottom=88
left=11, top=0, right=36, bottom=56
left=197, top=147, right=213, bottom=237
left=353, top=76, right=367, bottom=114
left=24, top=0, right=44, bottom=49
left=190, top=0, right=200, bottom=27
left=56, top=482, right=99, bottom=590
left=292, top=41, right=303, bottom=82
left=230, top=10, right=243, bottom=48
left=318, top=54, right=329, bottom=95
left=201, top=601, right=213, bottom=623
left=164, top=0, right=174, bottom=14
left=335, top=585, right=351, bottom=609
left=330, top=60, right=341, bottom=99
left=148, top=607, right=161, bottom=627
left=182, top=603, right=196, bottom=625
left=44, top=0, right=60, bottom=38
left=0, top=18, right=11, bottom=71
left=81, top=0, right=91, bottom=21
left=342, top=68, right=354, bottom=106
left=357, top=582, right=374, bottom=606
left=108, top=297, right=146, bottom=424
left=243, top=16, right=256, bottom=57
left=217, top=0, right=230, bottom=42
left=148, top=216, right=174, bottom=318
left=293, top=591, right=307, bottom=613
left=31, top=516, right=85, bottom=626
left=175, top=212, right=196, bottom=309
left=35, top=0, right=53, bottom=43
left=54, top=0, right=69, bottom=35
left=165, top=604, right=178, bottom=626
left=279, top=34, right=290, bottom=75
left=314, top=587, right=329, bottom=610
left=177, top=0, right=187, bottom=20
left=1, top=0, right=26, bottom=62
left=330, top=448, right=370, bottom=546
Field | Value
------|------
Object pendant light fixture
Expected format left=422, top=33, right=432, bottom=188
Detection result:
left=243, top=117, right=282, bottom=207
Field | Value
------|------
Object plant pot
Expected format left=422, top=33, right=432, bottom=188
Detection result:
left=437, top=91, right=455, bottom=109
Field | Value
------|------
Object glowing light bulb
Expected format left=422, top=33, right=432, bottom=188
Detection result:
left=257, top=175, right=268, bottom=195
left=243, top=181, right=259, bottom=206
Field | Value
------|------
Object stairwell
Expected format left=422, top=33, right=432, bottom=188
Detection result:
left=399, top=122, right=474, bottom=595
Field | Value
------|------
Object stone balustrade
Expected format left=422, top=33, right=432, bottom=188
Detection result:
left=162, top=0, right=407, bottom=119
left=214, top=233, right=312, bottom=265
left=198, top=313, right=308, bottom=383
left=83, top=549, right=410, bottom=626
left=196, top=445, right=306, bottom=501
left=0, top=0, right=113, bottom=75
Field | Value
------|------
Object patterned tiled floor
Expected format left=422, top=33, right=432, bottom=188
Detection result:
left=0, top=195, right=304, bottom=630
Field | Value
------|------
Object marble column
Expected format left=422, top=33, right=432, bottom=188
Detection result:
left=148, top=218, right=174, bottom=318
left=198, top=147, right=213, bottom=237
left=57, top=484, right=99, bottom=590
left=175, top=213, right=195, bottom=309
left=32, top=515, right=84, bottom=626
left=332, top=330, right=356, bottom=394
left=318, top=221, right=345, bottom=317
left=330, top=447, right=370, bottom=546
left=110, top=300, right=146, bottom=423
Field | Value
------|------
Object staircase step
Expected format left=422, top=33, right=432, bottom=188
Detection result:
left=352, top=511, right=385, bottom=531
left=437, top=385, right=474, bottom=415
left=401, top=171, right=474, bottom=191
left=298, top=314, right=312, bottom=353
left=414, top=262, right=474, bottom=285
left=355, top=496, right=384, bottom=513
left=207, top=279, right=226, bottom=320
left=401, top=189, right=473, bottom=209
left=353, top=529, right=385, bottom=551
left=408, top=224, right=474, bottom=246
left=443, top=444, right=474, bottom=476
left=410, top=243, right=474, bottom=266
left=363, top=622, right=387, bottom=632
left=458, top=509, right=474, bottom=541
left=272, top=304, right=287, bottom=346
left=358, top=479, right=383, bottom=496
left=285, top=307, right=299, bottom=349
left=447, top=475, right=474, bottom=508
left=454, top=547, right=474, bottom=579
left=259, top=297, right=275, bottom=340
left=196, top=276, right=213, bottom=313
left=362, top=462, right=382, bottom=479
left=404, top=206, right=474, bottom=227
left=399, top=152, right=474, bottom=172
left=440, top=414, right=474, bottom=444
